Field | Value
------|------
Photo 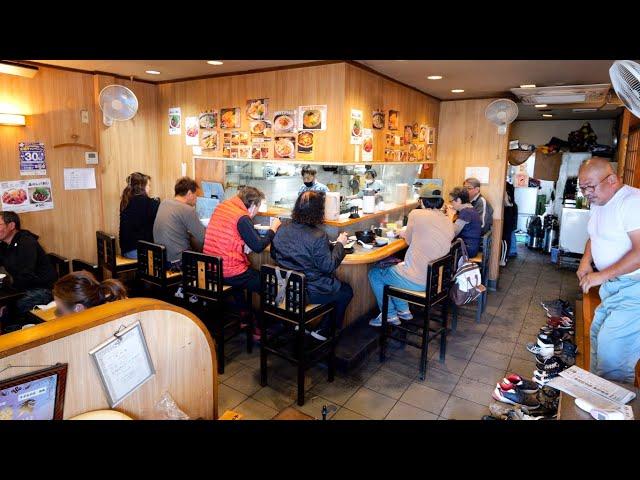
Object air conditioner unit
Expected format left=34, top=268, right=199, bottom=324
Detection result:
left=510, top=84, right=611, bottom=108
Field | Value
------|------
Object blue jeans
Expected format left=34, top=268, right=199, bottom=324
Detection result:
left=509, top=231, right=518, bottom=256
left=368, top=265, right=423, bottom=318
left=590, top=276, right=640, bottom=384
left=123, top=249, right=137, bottom=259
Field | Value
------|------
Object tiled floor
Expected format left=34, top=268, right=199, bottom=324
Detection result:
left=218, top=245, right=581, bottom=420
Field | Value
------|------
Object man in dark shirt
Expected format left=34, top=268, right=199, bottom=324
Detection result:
left=464, top=177, right=494, bottom=234
left=0, top=212, right=57, bottom=318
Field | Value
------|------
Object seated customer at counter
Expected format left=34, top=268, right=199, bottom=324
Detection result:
left=153, top=177, right=205, bottom=265
left=0, top=212, right=57, bottom=317
left=298, top=165, right=329, bottom=195
left=368, top=196, right=454, bottom=327
left=119, top=172, right=160, bottom=259
left=52, top=271, right=127, bottom=316
left=271, top=191, right=353, bottom=339
left=204, top=186, right=281, bottom=298
left=448, top=186, right=482, bottom=258
left=464, top=177, right=493, bottom=234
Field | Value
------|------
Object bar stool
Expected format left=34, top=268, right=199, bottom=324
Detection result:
left=451, top=230, right=491, bottom=327
left=136, top=240, right=182, bottom=301
left=181, top=250, right=251, bottom=374
left=378, top=252, right=454, bottom=380
left=259, top=264, right=338, bottom=406
left=71, top=259, right=100, bottom=277
left=47, top=253, right=70, bottom=280
left=96, top=231, right=138, bottom=281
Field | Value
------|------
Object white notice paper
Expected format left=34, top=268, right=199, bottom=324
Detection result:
left=89, top=321, right=155, bottom=407
left=64, top=168, right=96, bottom=190
left=464, top=167, right=490, bottom=184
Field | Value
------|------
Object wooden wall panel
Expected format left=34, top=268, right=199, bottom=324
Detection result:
left=344, top=64, right=440, bottom=163
left=435, top=99, right=510, bottom=283
left=95, top=75, right=161, bottom=240
left=0, top=67, right=102, bottom=261
left=158, top=63, right=347, bottom=182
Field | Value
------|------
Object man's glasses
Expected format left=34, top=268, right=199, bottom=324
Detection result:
left=579, top=174, right=611, bottom=194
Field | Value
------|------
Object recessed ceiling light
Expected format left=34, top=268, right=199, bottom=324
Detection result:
left=145, top=70, right=161, bottom=75
left=427, top=75, right=443, bottom=80
left=535, top=104, right=548, bottom=108
left=520, top=84, right=537, bottom=88
left=207, top=61, right=224, bottom=65
left=451, top=89, right=465, bottom=93
left=542, top=114, right=553, bottom=118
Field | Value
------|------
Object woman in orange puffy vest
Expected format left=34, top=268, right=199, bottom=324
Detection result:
left=204, top=186, right=281, bottom=298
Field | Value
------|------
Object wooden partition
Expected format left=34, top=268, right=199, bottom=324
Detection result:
left=0, top=298, right=217, bottom=419
left=435, top=99, right=510, bottom=284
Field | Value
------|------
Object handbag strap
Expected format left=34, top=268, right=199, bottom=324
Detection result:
left=274, top=267, right=293, bottom=307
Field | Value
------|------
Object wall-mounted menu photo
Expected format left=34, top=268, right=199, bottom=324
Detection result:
left=427, top=126, right=436, bottom=144
left=419, top=124, right=427, bottom=143
left=372, top=110, right=385, bottom=130
left=297, top=131, right=314, bottom=153
left=250, top=120, right=272, bottom=138
left=273, top=110, right=296, bottom=134
left=220, top=108, right=240, bottom=129
left=246, top=98, right=268, bottom=121
left=199, top=111, right=217, bottom=129
left=298, top=105, right=326, bottom=130
left=403, top=125, right=413, bottom=145
left=200, top=130, right=218, bottom=150
left=350, top=109, right=363, bottom=145
left=274, top=135, right=296, bottom=159
left=388, top=110, right=399, bottom=130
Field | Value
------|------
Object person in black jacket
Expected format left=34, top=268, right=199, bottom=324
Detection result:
left=271, top=191, right=353, bottom=337
left=0, top=212, right=57, bottom=316
left=119, top=172, right=161, bottom=259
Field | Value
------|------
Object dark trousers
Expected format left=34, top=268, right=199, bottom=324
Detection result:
left=225, top=268, right=261, bottom=309
left=308, top=282, right=353, bottom=331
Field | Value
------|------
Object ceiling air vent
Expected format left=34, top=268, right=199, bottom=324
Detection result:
left=510, top=84, right=611, bottom=107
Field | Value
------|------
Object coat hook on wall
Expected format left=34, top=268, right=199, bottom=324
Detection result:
left=53, top=133, right=96, bottom=150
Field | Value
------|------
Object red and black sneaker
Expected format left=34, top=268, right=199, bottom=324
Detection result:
left=492, top=384, right=541, bottom=408
left=502, top=374, right=538, bottom=394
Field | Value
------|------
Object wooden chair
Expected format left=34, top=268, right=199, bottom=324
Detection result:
left=47, top=253, right=70, bottom=280
left=635, top=358, right=640, bottom=388
left=136, top=240, right=182, bottom=301
left=96, top=231, right=138, bottom=281
left=259, top=264, right=338, bottom=406
left=379, top=252, right=454, bottom=380
left=71, top=259, right=100, bottom=277
left=181, top=250, right=248, bottom=374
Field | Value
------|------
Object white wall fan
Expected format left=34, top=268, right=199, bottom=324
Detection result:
left=485, top=99, right=519, bottom=135
left=609, top=60, right=640, bottom=118
left=98, top=85, right=139, bottom=126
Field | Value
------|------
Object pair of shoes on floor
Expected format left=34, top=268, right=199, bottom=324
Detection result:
left=526, top=333, right=563, bottom=358
left=492, top=382, right=541, bottom=408
left=546, top=315, right=574, bottom=329
left=489, top=402, right=545, bottom=420
left=369, top=310, right=413, bottom=327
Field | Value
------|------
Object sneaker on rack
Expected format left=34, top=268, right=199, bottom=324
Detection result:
left=492, top=384, right=541, bottom=408
left=501, top=374, right=539, bottom=394
left=546, top=316, right=574, bottom=329
left=369, top=313, right=401, bottom=327
left=533, top=370, right=559, bottom=387
left=489, top=402, right=524, bottom=420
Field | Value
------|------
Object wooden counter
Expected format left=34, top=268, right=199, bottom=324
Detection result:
left=258, top=201, right=419, bottom=228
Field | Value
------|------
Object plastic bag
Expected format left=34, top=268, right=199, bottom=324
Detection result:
left=151, top=392, right=190, bottom=420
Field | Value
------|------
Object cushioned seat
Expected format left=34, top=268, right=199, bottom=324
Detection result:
left=469, top=252, right=483, bottom=263
left=116, top=255, right=138, bottom=266
left=166, top=271, right=182, bottom=279
left=69, top=409, right=133, bottom=420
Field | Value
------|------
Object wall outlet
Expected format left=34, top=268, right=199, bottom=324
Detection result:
left=81, top=110, right=89, bottom=124
left=85, top=152, right=99, bottom=164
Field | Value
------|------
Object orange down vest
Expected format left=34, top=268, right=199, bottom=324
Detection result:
left=203, top=196, right=250, bottom=278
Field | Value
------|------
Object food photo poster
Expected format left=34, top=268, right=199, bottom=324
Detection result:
left=169, top=107, right=181, bottom=135
left=350, top=109, right=363, bottom=144
left=1, top=178, right=54, bottom=213
left=185, top=116, right=199, bottom=146
left=297, top=105, right=327, bottom=131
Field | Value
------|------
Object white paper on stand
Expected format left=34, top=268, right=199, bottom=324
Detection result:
left=558, top=365, right=636, bottom=404
left=63, top=168, right=96, bottom=190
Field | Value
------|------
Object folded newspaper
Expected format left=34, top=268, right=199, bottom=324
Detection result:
left=548, top=366, right=636, bottom=420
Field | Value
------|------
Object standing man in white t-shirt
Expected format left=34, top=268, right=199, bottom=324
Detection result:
left=577, top=157, right=640, bottom=383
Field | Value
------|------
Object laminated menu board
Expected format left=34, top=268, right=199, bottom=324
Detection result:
left=19, top=142, right=46, bottom=176
left=1, top=178, right=54, bottom=213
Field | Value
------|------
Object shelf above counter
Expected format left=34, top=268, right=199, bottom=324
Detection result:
left=193, top=155, right=436, bottom=166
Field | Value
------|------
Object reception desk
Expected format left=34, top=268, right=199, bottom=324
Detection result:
left=250, top=237, right=409, bottom=328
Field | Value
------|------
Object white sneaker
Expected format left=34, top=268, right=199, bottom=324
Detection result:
left=397, top=310, right=413, bottom=320
left=174, top=287, right=184, bottom=299
left=369, top=313, right=401, bottom=327
left=293, top=325, right=327, bottom=341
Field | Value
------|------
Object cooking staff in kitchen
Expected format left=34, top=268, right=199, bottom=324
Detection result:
left=347, top=168, right=384, bottom=199
left=298, top=165, right=329, bottom=195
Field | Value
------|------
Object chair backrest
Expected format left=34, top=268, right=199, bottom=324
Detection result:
left=71, top=259, right=99, bottom=277
left=96, top=231, right=117, bottom=272
left=449, top=239, right=464, bottom=270
left=47, top=252, right=70, bottom=280
left=137, top=240, right=169, bottom=287
left=425, top=252, right=454, bottom=307
left=260, top=264, right=307, bottom=323
left=182, top=250, right=224, bottom=302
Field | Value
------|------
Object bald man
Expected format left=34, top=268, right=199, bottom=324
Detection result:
left=577, top=157, right=640, bottom=383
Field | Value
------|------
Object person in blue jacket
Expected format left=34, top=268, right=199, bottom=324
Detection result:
left=448, top=186, right=482, bottom=257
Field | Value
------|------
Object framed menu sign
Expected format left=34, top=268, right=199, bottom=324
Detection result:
left=89, top=321, right=155, bottom=408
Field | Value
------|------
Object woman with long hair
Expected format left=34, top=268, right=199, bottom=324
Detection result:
left=53, top=271, right=127, bottom=315
left=119, top=172, right=160, bottom=259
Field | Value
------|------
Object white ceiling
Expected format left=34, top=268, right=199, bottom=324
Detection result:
left=27, top=59, right=626, bottom=120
